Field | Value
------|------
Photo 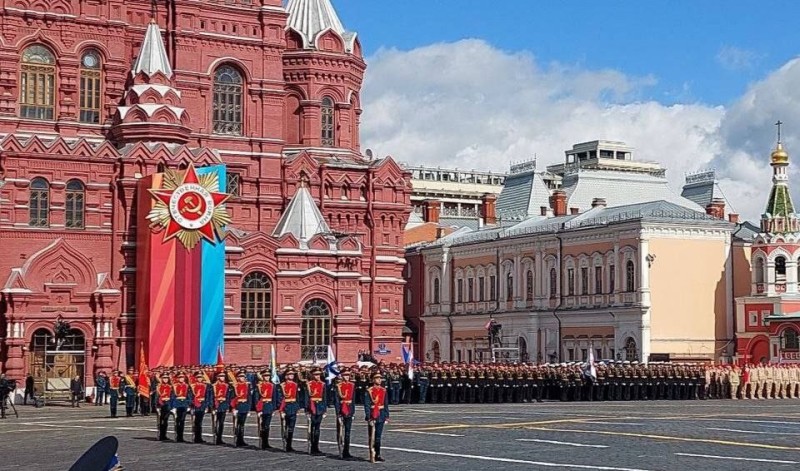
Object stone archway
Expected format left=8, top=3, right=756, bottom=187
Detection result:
left=748, top=336, right=770, bottom=365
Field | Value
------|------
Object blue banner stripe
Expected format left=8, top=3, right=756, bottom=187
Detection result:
left=197, top=165, right=226, bottom=365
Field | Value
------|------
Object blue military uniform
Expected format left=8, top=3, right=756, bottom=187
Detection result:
left=122, top=370, right=137, bottom=417
left=190, top=372, right=211, bottom=443
left=305, top=369, right=327, bottom=456
left=172, top=374, right=191, bottom=442
left=334, top=369, right=356, bottom=459
left=364, top=372, right=390, bottom=463
left=211, top=373, right=232, bottom=445
left=155, top=375, right=174, bottom=441
left=277, top=369, right=301, bottom=452
left=255, top=371, right=277, bottom=449
left=231, top=372, right=252, bottom=447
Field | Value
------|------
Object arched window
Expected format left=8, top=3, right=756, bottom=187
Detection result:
left=624, top=337, right=637, bottom=361
left=549, top=268, right=557, bottom=298
left=755, top=258, right=765, bottom=283
left=506, top=271, right=514, bottom=301
left=212, top=65, right=243, bottom=135
left=65, top=179, right=85, bottom=229
left=79, top=50, right=102, bottom=123
left=433, top=277, right=440, bottom=304
left=301, top=299, right=331, bottom=360
left=625, top=260, right=635, bottom=292
left=20, top=45, right=56, bottom=120
left=775, top=256, right=787, bottom=281
left=29, top=177, right=49, bottom=227
left=518, top=337, right=528, bottom=362
left=321, top=96, right=335, bottom=146
left=240, top=272, right=272, bottom=334
left=784, top=329, right=800, bottom=350
left=526, top=270, right=534, bottom=301
left=431, top=340, right=441, bottom=363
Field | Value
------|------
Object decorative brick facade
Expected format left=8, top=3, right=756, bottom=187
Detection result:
left=0, top=0, right=410, bottom=388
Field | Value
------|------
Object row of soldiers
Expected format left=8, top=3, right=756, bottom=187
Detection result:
left=412, top=361, right=800, bottom=403
left=106, top=366, right=390, bottom=462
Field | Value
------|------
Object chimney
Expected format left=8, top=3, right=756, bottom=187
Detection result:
left=728, top=213, right=740, bottom=224
left=436, top=227, right=446, bottom=239
left=550, top=190, right=567, bottom=217
left=480, top=193, right=497, bottom=225
left=591, top=197, right=607, bottom=209
left=569, top=207, right=579, bottom=215
left=540, top=206, right=548, bottom=216
left=422, top=199, right=440, bottom=223
left=705, top=197, right=725, bottom=220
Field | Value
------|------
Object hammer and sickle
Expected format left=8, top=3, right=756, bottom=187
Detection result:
left=182, top=195, right=203, bottom=215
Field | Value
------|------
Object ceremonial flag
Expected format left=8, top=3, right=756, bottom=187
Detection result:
left=137, top=342, right=150, bottom=398
left=585, top=346, right=597, bottom=381
left=215, top=345, right=224, bottom=373
left=270, top=345, right=280, bottom=384
left=402, top=343, right=415, bottom=380
left=324, top=345, right=340, bottom=384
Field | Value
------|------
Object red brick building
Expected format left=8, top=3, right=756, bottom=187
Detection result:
left=0, top=0, right=410, bottom=391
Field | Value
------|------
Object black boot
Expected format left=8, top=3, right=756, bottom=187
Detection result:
left=286, top=431, right=294, bottom=452
left=342, top=443, right=352, bottom=459
left=311, top=429, right=323, bottom=455
left=375, top=443, right=385, bottom=462
left=261, top=431, right=271, bottom=449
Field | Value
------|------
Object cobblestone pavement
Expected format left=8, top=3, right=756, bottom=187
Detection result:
left=3, top=400, right=800, bottom=470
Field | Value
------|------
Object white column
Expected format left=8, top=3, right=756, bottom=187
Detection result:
left=766, top=261, right=776, bottom=296
left=441, top=248, right=452, bottom=313
left=786, top=259, right=798, bottom=294
left=639, top=232, right=652, bottom=362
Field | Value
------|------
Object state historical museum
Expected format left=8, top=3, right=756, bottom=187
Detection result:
left=0, top=0, right=411, bottom=388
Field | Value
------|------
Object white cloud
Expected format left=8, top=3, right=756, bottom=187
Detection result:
left=362, top=40, right=800, bottom=220
left=716, top=45, right=762, bottom=71
left=360, top=39, right=800, bottom=222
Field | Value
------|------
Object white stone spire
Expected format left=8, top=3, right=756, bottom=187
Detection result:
left=273, top=185, right=331, bottom=246
left=132, top=20, right=173, bottom=78
left=285, top=0, right=357, bottom=52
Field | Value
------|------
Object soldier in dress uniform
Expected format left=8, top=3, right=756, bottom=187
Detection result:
left=255, top=370, right=277, bottom=449
left=334, top=368, right=356, bottom=459
left=305, top=368, right=327, bottom=456
left=190, top=372, right=210, bottom=443
left=212, top=372, right=232, bottom=445
left=388, top=367, right=402, bottom=405
left=108, top=371, right=121, bottom=418
left=278, top=368, right=301, bottom=452
left=231, top=372, right=252, bottom=447
left=172, top=373, right=191, bottom=442
left=122, top=368, right=137, bottom=417
left=364, top=371, right=389, bottom=463
left=155, top=374, right=174, bottom=441
left=416, top=366, right=429, bottom=404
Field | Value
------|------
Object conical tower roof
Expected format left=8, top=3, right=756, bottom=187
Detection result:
left=132, top=20, right=173, bottom=78
left=273, top=185, right=331, bottom=245
left=285, top=0, right=357, bottom=52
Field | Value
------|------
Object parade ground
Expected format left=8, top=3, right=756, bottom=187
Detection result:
left=2, top=401, right=800, bottom=470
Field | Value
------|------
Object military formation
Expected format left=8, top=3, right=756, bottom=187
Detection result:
left=98, top=360, right=800, bottom=461
left=102, top=364, right=389, bottom=462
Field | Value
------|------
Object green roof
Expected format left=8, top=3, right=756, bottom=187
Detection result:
left=765, top=184, right=795, bottom=231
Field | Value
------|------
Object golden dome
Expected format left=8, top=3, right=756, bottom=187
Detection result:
left=772, top=142, right=789, bottom=164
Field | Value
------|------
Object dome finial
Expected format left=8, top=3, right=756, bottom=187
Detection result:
left=772, top=119, right=789, bottom=165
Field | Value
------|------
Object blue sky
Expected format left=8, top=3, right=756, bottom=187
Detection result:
left=336, top=0, right=800, bottom=220
left=335, top=0, right=795, bottom=106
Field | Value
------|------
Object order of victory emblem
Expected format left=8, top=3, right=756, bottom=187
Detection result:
left=147, top=163, right=232, bottom=249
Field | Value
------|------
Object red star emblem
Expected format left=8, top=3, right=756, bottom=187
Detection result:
left=150, top=163, right=230, bottom=244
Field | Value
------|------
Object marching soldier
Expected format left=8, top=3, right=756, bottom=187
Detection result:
left=212, top=372, right=231, bottom=445
left=172, top=373, right=190, bottom=442
left=334, top=369, right=356, bottom=459
left=278, top=369, right=301, bottom=452
left=122, top=368, right=137, bottom=417
left=108, top=371, right=121, bottom=418
left=190, top=372, right=210, bottom=443
left=231, top=372, right=252, bottom=447
left=255, top=370, right=277, bottom=449
left=155, top=374, right=173, bottom=441
left=305, top=368, right=327, bottom=456
left=364, top=371, right=389, bottom=463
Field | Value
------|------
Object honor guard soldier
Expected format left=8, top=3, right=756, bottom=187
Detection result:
left=416, top=366, right=429, bottom=404
left=334, top=369, right=356, bottom=459
left=365, top=371, right=389, bottom=463
left=172, top=373, right=190, bottom=442
left=190, top=372, right=210, bottom=443
left=278, top=369, right=301, bottom=452
left=255, top=370, right=277, bottom=449
left=109, top=371, right=121, bottom=418
left=231, top=372, right=252, bottom=447
left=305, top=368, right=327, bottom=456
left=212, top=373, right=231, bottom=445
left=155, top=374, right=174, bottom=441
left=122, top=368, right=137, bottom=417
